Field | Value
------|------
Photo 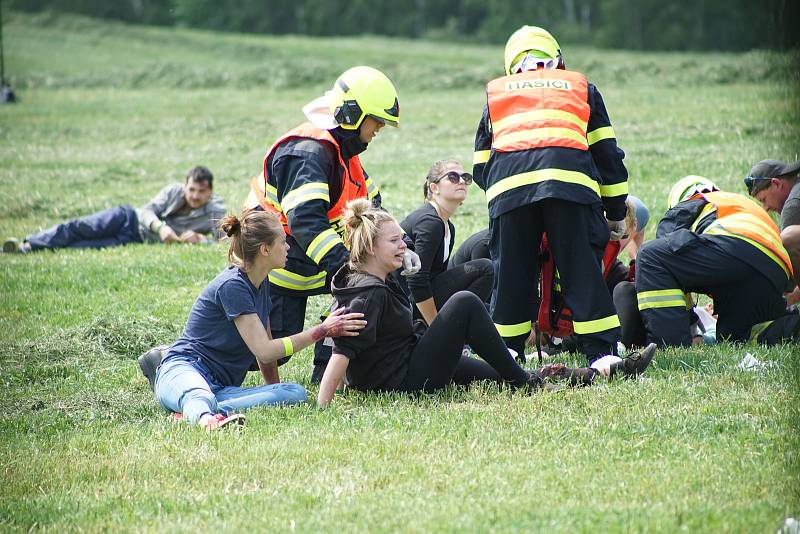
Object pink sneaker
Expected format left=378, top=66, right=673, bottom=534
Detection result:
left=201, top=413, right=246, bottom=431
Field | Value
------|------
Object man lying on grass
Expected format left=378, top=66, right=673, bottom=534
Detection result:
left=154, top=210, right=365, bottom=430
left=3, top=166, right=225, bottom=253
left=317, top=199, right=656, bottom=408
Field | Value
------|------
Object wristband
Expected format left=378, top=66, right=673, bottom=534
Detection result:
left=281, top=337, right=294, bottom=357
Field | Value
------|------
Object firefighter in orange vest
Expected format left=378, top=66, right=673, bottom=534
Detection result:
left=245, top=66, right=420, bottom=382
left=636, top=176, right=800, bottom=346
left=473, top=26, right=629, bottom=363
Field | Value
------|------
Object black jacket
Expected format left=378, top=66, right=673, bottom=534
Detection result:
left=658, top=198, right=788, bottom=293
left=329, top=265, right=422, bottom=391
left=400, top=203, right=456, bottom=302
left=267, top=127, right=381, bottom=296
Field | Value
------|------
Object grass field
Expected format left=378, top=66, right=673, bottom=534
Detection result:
left=1, top=11, right=799, bottom=533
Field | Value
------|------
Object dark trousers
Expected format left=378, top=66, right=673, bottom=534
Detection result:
left=400, top=292, right=530, bottom=392
left=411, top=258, right=494, bottom=321
left=636, top=233, right=788, bottom=346
left=26, top=204, right=143, bottom=251
left=268, top=291, right=331, bottom=376
left=489, top=199, right=620, bottom=361
left=613, top=281, right=648, bottom=348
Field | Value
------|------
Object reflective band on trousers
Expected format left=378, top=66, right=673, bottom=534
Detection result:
left=749, top=320, right=775, bottom=343
left=485, top=168, right=600, bottom=203
left=572, top=314, right=620, bottom=334
left=268, top=269, right=327, bottom=291
left=637, top=289, right=687, bottom=311
left=494, top=320, right=532, bottom=338
left=306, top=228, right=342, bottom=265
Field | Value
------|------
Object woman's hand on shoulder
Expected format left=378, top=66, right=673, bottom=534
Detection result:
left=317, top=306, right=366, bottom=339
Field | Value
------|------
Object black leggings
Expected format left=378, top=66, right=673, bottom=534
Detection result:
left=399, top=291, right=530, bottom=392
left=432, top=258, right=494, bottom=307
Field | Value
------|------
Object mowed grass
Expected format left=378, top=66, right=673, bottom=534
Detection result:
left=1, top=11, right=799, bottom=533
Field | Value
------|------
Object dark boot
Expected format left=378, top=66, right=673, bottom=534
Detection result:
left=138, top=345, right=167, bottom=392
left=609, top=343, right=656, bottom=379
left=538, top=363, right=599, bottom=387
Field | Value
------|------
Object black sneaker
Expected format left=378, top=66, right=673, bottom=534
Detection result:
left=138, top=346, right=166, bottom=391
left=610, top=342, right=656, bottom=379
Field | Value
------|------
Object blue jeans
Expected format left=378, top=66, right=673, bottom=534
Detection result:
left=154, top=357, right=308, bottom=423
left=26, top=204, right=143, bottom=251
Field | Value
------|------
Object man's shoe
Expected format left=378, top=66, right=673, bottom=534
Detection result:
left=138, top=345, right=167, bottom=391
left=610, top=342, right=656, bottom=378
left=201, top=413, right=246, bottom=431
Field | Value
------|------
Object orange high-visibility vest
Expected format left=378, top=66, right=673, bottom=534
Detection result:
left=487, top=69, right=590, bottom=153
left=248, top=123, right=372, bottom=237
left=698, top=191, right=794, bottom=278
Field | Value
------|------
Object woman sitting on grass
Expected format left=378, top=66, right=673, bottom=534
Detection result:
left=155, top=210, right=366, bottom=430
left=317, top=199, right=655, bottom=407
left=400, top=159, right=493, bottom=324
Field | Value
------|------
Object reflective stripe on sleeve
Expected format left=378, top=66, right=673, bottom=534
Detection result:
left=587, top=126, right=616, bottom=145
left=268, top=269, right=327, bottom=291
left=365, top=177, right=379, bottom=199
left=307, top=228, right=343, bottom=265
left=572, top=314, right=620, bottom=334
left=473, top=150, right=491, bottom=165
left=599, top=182, right=629, bottom=198
left=282, top=182, right=331, bottom=212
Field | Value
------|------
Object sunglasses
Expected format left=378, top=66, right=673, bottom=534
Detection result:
left=432, top=171, right=473, bottom=185
left=743, top=175, right=771, bottom=195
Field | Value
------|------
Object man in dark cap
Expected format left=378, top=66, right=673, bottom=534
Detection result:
left=745, top=159, right=800, bottom=306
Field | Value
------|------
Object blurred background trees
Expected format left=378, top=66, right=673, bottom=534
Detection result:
left=7, top=0, right=799, bottom=50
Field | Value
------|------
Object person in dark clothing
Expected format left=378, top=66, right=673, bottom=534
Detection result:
left=400, top=159, right=493, bottom=324
left=317, top=199, right=656, bottom=407
left=473, top=26, right=628, bottom=363
left=3, top=166, right=226, bottom=253
left=636, top=176, right=800, bottom=346
left=243, top=66, right=420, bottom=383
left=450, top=228, right=491, bottom=268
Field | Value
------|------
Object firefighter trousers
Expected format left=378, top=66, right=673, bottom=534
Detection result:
left=635, top=231, right=790, bottom=346
left=489, top=199, right=620, bottom=362
left=268, top=290, right=332, bottom=381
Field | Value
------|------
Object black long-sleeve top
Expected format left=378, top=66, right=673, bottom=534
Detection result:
left=400, top=203, right=456, bottom=302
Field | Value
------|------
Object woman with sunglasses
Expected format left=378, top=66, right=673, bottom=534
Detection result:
left=399, top=159, right=494, bottom=326
left=317, top=199, right=655, bottom=407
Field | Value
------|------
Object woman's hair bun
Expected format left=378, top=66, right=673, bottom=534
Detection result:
left=344, top=198, right=372, bottom=228
left=219, top=215, right=241, bottom=237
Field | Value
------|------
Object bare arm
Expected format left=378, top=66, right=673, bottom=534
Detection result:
left=317, top=353, right=350, bottom=408
left=258, top=360, right=280, bottom=384
left=234, top=307, right=365, bottom=366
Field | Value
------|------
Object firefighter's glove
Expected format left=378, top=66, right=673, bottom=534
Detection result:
left=607, top=219, right=627, bottom=241
left=401, top=249, right=421, bottom=276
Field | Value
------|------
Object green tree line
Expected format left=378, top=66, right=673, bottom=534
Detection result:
left=8, top=0, right=799, bottom=51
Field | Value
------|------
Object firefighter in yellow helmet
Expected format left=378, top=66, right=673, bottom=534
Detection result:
left=473, top=26, right=630, bottom=363
left=245, top=66, right=419, bottom=383
left=635, top=176, right=800, bottom=345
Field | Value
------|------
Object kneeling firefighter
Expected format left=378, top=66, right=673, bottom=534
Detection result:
left=245, top=66, right=420, bottom=382
left=636, top=176, right=800, bottom=346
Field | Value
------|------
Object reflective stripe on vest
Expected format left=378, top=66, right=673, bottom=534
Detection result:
left=487, top=70, right=590, bottom=153
left=699, top=191, right=793, bottom=278
left=268, top=268, right=327, bottom=291
left=253, top=122, right=376, bottom=239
